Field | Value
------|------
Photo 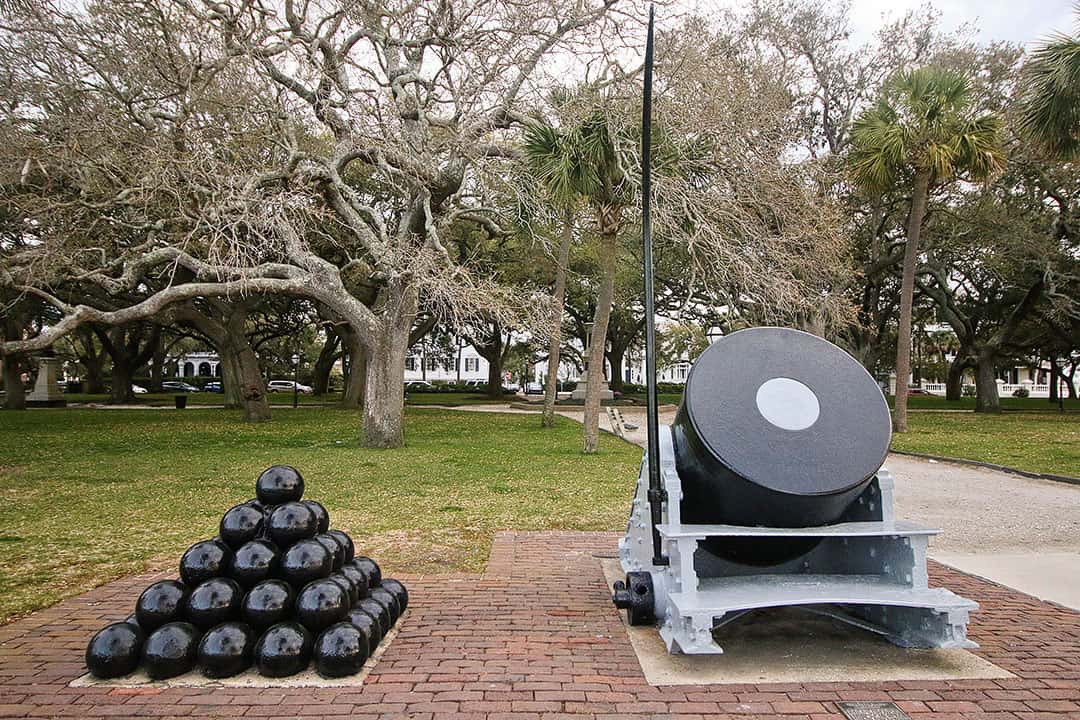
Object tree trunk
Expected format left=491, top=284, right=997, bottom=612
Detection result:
left=543, top=210, right=574, bottom=428
left=236, top=346, right=271, bottom=422
left=583, top=229, right=619, bottom=454
left=945, top=351, right=969, bottom=401
left=974, top=348, right=1001, bottom=414
left=893, top=169, right=930, bottom=432
left=75, top=328, right=107, bottom=394
left=341, top=328, right=366, bottom=409
left=486, top=344, right=503, bottom=399
left=1048, top=355, right=1059, bottom=404
left=361, top=319, right=410, bottom=448
left=607, top=345, right=626, bottom=393
left=149, top=336, right=166, bottom=393
left=2, top=355, right=26, bottom=410
left=222, top=309, right=270, bottom=422
left=219, top=347, right=244, bottom=409
left=109, top=359, right=136, bottom=404
left=312, top=331, right=339, bottom=396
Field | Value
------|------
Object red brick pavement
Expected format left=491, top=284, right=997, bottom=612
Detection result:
left=0, top=530, right=1078, bottom=719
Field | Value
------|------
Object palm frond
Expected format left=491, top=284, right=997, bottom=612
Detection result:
left=1018, top=33, right=1080, bottom=159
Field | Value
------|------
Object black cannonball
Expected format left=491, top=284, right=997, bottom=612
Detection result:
left=85, top=622, right=144, bottom=678
left=328, top=572, right=359, bottom=605
left=253, top=622, right=311, bottom=677
left=179, top=540, right=231, bottom=587
left=279, top=539, right=332, bottom=588
left=229, top=539, right=279, bottom=588
left=255, top=466, right=305, bottom=505
left=340, top=565, right=370, bottom=600
left=356, top=597, right=391, bottom=636
left=220, top=503, right=265, bottom=549
left=295, top=579, right=349, bottom=633
left=303, top=500, right=330, bottom=534
left=346, top=607, right=382, bottom=648
left=266, top=502, right=317, bottom=547
left=351, top=556, right=380, bottom=586
left=380, top=579, right=409, bottom=613
left=369, top=587, right=400, bottom=624
left=185, top=578, right=242, bottom=630
left=242, top=579, right=295, bottom=632
left=141, top=622, right=200, bottom=680
left=135, top=580, right=189, bottom=632
left=328, top=531, right=355, bottom=563
left=197, top=621, right=256, bottom=678
left=313, top=533, right=345, bottom=571
left=313, top=622, right=368, bottom=678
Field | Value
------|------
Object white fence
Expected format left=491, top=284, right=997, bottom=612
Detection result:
left=918, top=380, right=1069, bottom=399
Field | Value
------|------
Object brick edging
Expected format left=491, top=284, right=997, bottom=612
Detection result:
left=891, top=449, right=1080, bottom=486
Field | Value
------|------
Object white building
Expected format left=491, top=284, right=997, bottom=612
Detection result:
left=174, top=351, right=222, bottom=378
left=403, top=344, right=491, bottom=383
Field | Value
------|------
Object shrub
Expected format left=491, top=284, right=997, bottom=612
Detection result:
left=962, top=385, right=976, bottom=397
left=1012, top=386, right=1030, bottom=398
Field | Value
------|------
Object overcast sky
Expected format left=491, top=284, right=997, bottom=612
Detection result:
left=847, top=0, right=1076, bottom=47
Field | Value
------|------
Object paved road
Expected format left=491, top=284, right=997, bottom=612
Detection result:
left=456, top=402, right=1080, bottom=609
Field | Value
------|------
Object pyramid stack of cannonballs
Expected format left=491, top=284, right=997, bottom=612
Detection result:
left=85, top=466, right=407, bottom=680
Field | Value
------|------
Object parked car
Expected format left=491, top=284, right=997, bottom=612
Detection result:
left=907, top=387, right=933, bottom=396
left=503, top=382, right=520, bottom=392
left=404, top=380, right=433, bottom=391
left=267, top=379, right=313, bottom=394
left=132, top=384, right=148, bottom=395
left=162, top=380, right=200, bottom=393
left=525, top=382, right=543, bottom=395
left=203, top=381, right=223, bottom=393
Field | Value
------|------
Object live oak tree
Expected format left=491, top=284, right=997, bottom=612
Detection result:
left=0, top=0, right=630, bottom=447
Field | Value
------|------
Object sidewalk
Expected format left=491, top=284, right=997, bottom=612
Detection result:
left=0, top=531, right=1077, bottom=718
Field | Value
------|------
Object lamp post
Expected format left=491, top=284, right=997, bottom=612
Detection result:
left=1055, top=357, right=1067, bottom=413
left=291, top=352, right=301, bottom=409
left=706, top=327, right=722, bottom=346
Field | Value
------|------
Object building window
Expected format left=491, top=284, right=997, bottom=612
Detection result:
left=405, top=357, right=416, bottom=371
left=426, top=357, right=438, bottom=371
left=183, top=362, right=194, bottom=377
left=198, top=362, right=211, bottom=376
left=465, top=357, right=479, bottom=372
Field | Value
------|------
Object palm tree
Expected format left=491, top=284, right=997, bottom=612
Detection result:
left=525, top=115, right=631, bottom=452
left=849, top=66, right=1004, bottom=432
left=1018, top=13, right=1080, bottom=159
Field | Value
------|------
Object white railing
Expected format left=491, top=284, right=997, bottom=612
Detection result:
left=917, top=380, right=1069, bottom=399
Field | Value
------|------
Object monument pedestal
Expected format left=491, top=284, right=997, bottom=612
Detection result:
left=27, top=357, right=66, bottom=407
left=571, top=369, right=614, bottom=401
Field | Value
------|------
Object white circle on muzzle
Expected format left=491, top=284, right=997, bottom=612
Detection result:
left=755, top=377, right=820, bottom=431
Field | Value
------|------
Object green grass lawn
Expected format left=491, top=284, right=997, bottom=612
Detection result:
left=0, top=408, right=640, bottom=623
left=63, top=391, right=508, bottom=406
left=895, top=412, right=1079, bottom=477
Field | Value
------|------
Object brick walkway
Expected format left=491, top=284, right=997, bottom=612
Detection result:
left=1, top=531, right=1078, bottom=719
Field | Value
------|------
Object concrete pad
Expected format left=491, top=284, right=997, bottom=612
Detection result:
left=70, top=612, right=405, bottom=689
left=601, top=560, right=1011, bottom=686
left=932, top=552, right=1080, bottom=611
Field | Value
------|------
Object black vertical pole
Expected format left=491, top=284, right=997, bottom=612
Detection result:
left=641, top=5, right=668, bottom=567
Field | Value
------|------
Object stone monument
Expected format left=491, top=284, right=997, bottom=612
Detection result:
left=26, top=356, right=66, bottom=407
left=570, top=368, right=614, bottom=401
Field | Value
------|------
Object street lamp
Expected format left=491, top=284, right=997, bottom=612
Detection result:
left=291, top=352, right=301, bottom=409
left=1055, top=357, right=1067, bottom=413
left=706, top=327, right=722, bottom=345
